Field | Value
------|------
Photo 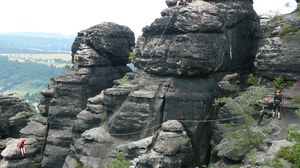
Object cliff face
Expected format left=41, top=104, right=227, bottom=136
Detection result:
left=37, top=22, right=135, bottom=168
left=0, top=93, right=39, bottom=167
left=61, top=0, right=259, bottom=168
left=135, top=0, right=259, bottom=77
left=0, top=0, right=260, bottom=168
left=0, top=93, right=32, bottom=138
left=254, top=12, right=300, bottom=80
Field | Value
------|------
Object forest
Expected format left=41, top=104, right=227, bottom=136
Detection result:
left=0, top=56, right=66, bottom=106
left=0, top=32, right=74, bottom=54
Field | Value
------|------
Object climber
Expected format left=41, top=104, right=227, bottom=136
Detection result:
left=257, top=98, right=273, bottom=125
left=17, top=138, right=27, bottom=157
left=176, top=0, right=192, bottom=6
left=273, top=89, right=283, bottom=119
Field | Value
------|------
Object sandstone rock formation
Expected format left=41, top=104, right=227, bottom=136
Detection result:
left=0, top=0, right=260, bottom=167
left=37, top=22, right=135, bottom=168
left=255, top=12, right=300, bottom=80
left=62, top=0, right=259, bottom=167
left=0, top=138, right=39, bottom=168
left=0, top=93, right=32, bottom=138
left=135, top=0, right=259, bottom=77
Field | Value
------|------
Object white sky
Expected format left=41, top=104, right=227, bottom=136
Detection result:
left=0, top=0, right=297, bottom=37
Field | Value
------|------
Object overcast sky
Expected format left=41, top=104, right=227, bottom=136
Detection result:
left=0, top=0, right=297, bottom=37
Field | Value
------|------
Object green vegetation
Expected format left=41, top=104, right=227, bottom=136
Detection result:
left=247, top=73, right=258, bottom=86
left=0, top=32, right=73, bottom=54
left=268, top=15, right=284, bottom=24
left=296, top=109, right=300, bottom=117
left=264, top=27, right=274, bottom=37
left=120, top=76, right=129, bottom=84
left=214, top=86, right=267, bottom=154
left=64, top=64, right=72, bottom=71
left=273, top=75, right=284, bottom=91
left=291, top=96, right=300, bottom=105
left=297, top=3, right=300, bottom=17
left=276, top=128, right=300, bottom=168
left=265, top=158, right=284, bottom=168
left=286, top=126, right=300, bottom=142
left=279, top=24, right=299, bottom=38
left=276, top=142, right=300, bottom=168
left=128, top=50, right=136, bottom=64
left=233, top=131, right=264, bottom=152
left=0, top=56, right=65, bottom=110
left=213, top=97, right=233, bottom=109
left=107, top=152, right=130, bottom=168
left=248, top=153, right=256, bottom=165
left=0, top=57, right=64, bottom=92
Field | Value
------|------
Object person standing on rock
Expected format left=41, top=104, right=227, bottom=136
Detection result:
left=17, top=138, right=27, bottom=157
left=273, top=89, right=283, bottom=119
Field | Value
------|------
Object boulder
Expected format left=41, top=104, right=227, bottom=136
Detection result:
left=8, top=111, right=33, bottom=137
left=137, top=120, right=193, bottom=168
left=213, top=136, right=247, bottom=161
left=135, top=0, right=259, bottom=77
left=72, top=22, right=135, bottom=66
left=0, top=93, right=32, bottom=137
left=1, top=138, right=38, bottom=159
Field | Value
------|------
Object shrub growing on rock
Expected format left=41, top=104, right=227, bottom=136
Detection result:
left=107, top=152, right=130, bottom=168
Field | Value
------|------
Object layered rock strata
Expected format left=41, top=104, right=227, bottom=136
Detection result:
left=135, top=0, right=259, bottom=77
left=62, top=0, right=259, bottom=167
left=37, top=22, right=135, bottom=168
left=255, top=12, right=300, bottom=80
left=0, top=93, right=32, bottom=138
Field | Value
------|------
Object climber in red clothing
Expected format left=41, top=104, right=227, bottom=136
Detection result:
left=17, top=138, right=27, bottom=157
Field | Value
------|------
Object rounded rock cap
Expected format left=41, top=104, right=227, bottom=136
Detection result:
left=161, top=120, right=184, bottom=132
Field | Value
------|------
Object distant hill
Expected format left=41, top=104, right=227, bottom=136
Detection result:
left=0, top=32, right=75, bottom=54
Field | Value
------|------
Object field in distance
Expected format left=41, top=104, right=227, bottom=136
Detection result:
left=0, top=53, right=71, bottom=68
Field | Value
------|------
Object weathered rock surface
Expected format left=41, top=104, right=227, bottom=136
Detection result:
left=0, top=93, right=32, bottom=138
left=255, top=12, right=300, bottom=80
left=1, top=138, right=38, bottom=159
left=213, top=135, right=246, bottom=161
left=9, top=111, right=33, bottom=137
left=0, top=0, right=260, bottom=167
left=64, top=120, right=193, bottom=168
left=135, top=0, right=259, bottom=77
left=0, top=138, right=39, bottom=168
left=63, top=68, right=220, bottom=167
left=37, top=22, right=134, bottom=168
left=137, top=120, right=193, bottom=168
left=72, top=22, right=135, bottom=66
left=61, top=0, right=259, bottom=167
left=63, top=127, right=114, bottom=168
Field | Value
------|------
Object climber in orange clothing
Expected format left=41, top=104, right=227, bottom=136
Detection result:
left=17, top=138, right=27, bottom=157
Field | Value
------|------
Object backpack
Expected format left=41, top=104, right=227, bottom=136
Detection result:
left=274, top=94, right=282, bottom=105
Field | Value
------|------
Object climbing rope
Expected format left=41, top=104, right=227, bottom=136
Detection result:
left=109, top=110, right=258, bottom=136
left=40, top=113, right=52, bottom=156
left=143, top=7, right=177, bottom=70
left=108, top=109, right=122, bottom=134
left=108, top=7, right=178, bottom=133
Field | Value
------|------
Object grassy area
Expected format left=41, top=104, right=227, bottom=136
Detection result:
left=0, top=53, right=71, bottom=60
left=0, top=53, right=71, bottom=68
